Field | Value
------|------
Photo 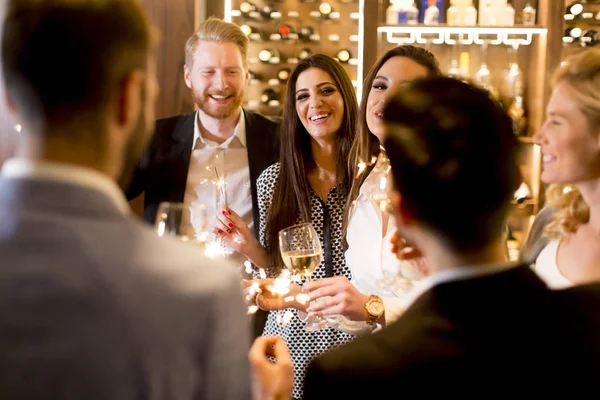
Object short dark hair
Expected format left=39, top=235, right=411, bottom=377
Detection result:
left=2, top=0, right=152, bottom=126
left=383, top=77, right=519, bottom=252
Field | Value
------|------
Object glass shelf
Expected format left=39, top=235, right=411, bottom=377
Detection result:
left=378, top=25, right=547, bottom=46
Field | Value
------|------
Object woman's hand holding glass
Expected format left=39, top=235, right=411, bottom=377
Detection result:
left=306, top=276, right=370, bottom=323
left=279, top=223, right=328, bottom=332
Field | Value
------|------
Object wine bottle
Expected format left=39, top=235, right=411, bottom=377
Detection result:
left=580, top=29, right=599, bottom=47
left=406, top=0, right=419, bottom=25
left=277, top=68, right=291, bottom=83
left=423, top=0, right=440, bottom=25
left=240, top=24, right=261, bottom=40
left=386, top=0, right=401, bottom=24
left=260, top=3, right=278, bottom=20
left=299, top=26, right=316, bottom=42
left=336, top=49, right=352, bottom=63
left=479, top=0, right=496, bottom=26
left=522, top=3, right=536, bottom=26
left=507, top=78, right=527, bottom=136
left=261, top=87, right=281, bottom=105
left=459, top=52, right=470, bottom=80
left=277, top=24, right=296, bottom=40
left=564, top=27, right=583, bottom=43
left=258, top=48, right=281, bottom=64
left=463, top=0, right=477, bottom=26
left=297, top=48, right=313, bottom=60
left=446, top=0, right=459, bottom=25
left=503, top=1, right=516, bottom=26
left=319, top=2, right=333, bottom=18
left=567, top=2, right=584, bottom=18
left=447, top=59, right=461, bottom=79
left=239, top=1, right=257, bottom=19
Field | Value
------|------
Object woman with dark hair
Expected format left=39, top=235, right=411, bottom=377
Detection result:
left=305, top=45, right=442, bottom=334
left=215, top=53, right=359, bottom=399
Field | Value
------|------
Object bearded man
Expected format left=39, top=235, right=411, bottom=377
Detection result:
left=126, top=17, right=280, bottom=256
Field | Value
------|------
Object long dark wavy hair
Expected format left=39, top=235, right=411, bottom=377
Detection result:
left=342, top=45, right=442, bottom=248
left=265, top=54, right=358, bottom=274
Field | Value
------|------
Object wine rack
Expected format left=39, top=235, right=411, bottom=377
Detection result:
left=562, top=0, right=600, bottom=58
left=226, top=0, right=361, bottom=116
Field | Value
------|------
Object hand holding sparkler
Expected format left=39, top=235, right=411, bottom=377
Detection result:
left=214, top=206, right=269, bottom=269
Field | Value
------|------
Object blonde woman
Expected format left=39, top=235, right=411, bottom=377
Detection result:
left=532, top=49, right=600, bottom=288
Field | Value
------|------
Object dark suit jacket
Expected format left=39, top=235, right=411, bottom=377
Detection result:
left=126, top=108, right=280, bottom=235
left=304, top=264, right=599, bottom=397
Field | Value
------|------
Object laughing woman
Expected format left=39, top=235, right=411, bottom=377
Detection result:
left=531, top=49, right=600, bottom=288
left=214, top=54, right=359, bottom=399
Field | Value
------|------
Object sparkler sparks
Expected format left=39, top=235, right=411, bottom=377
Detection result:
left=242, top=268, right=313, bottom=325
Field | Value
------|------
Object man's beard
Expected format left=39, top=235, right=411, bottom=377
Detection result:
left=192, top=88, right=245, bottom=119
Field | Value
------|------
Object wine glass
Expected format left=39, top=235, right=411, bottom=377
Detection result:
left=279, top=223, right=327, bottom=332
left=155, top=201, right=208, bottom=246
left=362, top=152, right=426, bottom=293
left=362, top=148, right=393, bottom=214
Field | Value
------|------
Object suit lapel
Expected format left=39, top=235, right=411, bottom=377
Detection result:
left=169, top=113, right=195, bottom=203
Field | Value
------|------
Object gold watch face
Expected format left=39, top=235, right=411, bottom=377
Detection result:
left=367, top=300, right=384, bottom=316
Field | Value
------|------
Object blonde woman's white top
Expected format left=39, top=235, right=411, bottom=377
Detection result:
left=532, top=239, right=574, bottom=289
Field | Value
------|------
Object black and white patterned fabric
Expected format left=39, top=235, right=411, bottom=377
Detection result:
left=256, top=163, right=355, bottom=399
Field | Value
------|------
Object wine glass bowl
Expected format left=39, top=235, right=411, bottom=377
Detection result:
left=278, top=223, right=327, bottom=332
left=155, top=201, right=208, bottom=246
left=363, top=149, right=394, bottom=214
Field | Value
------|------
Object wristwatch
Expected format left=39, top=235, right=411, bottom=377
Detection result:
left=364, top=294, right=384, bottom=326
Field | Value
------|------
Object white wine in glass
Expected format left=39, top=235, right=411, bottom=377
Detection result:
left=281, top=250, right=321, bottom=277
left=279, top=223, right=327, bottom=332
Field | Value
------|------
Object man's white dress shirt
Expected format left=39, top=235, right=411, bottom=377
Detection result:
left=182, top=110, right=252, bottom=266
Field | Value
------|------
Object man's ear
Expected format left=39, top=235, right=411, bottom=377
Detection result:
left=244, top=69, right=250, bottom=87
left=184, top=64, right=192, bottom=89
left=117, top=70, right=144, bottom=130
left=390, top=190, right=414, bottom=228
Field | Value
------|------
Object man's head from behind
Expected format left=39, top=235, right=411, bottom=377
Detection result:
left=384, top=77, right=519, bottom=253
left=184, top=17, right=249, bottom=120
left=2, top=0, right=157, bottom=181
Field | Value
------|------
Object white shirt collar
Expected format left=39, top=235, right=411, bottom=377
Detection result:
left=193, top=109, right=246, bottom=149
left=0, top=158, right=130, bottom=214
left=400, top=261, right=520, bottom=310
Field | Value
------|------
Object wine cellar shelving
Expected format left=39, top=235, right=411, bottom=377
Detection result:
left=227, top=0, right=360, bottom=116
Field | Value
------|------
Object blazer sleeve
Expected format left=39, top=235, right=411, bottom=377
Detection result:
left=197, top=272, right=251, bottom=400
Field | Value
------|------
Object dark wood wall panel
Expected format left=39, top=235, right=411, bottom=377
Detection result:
left=140, top=0, right=196, bottom=119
